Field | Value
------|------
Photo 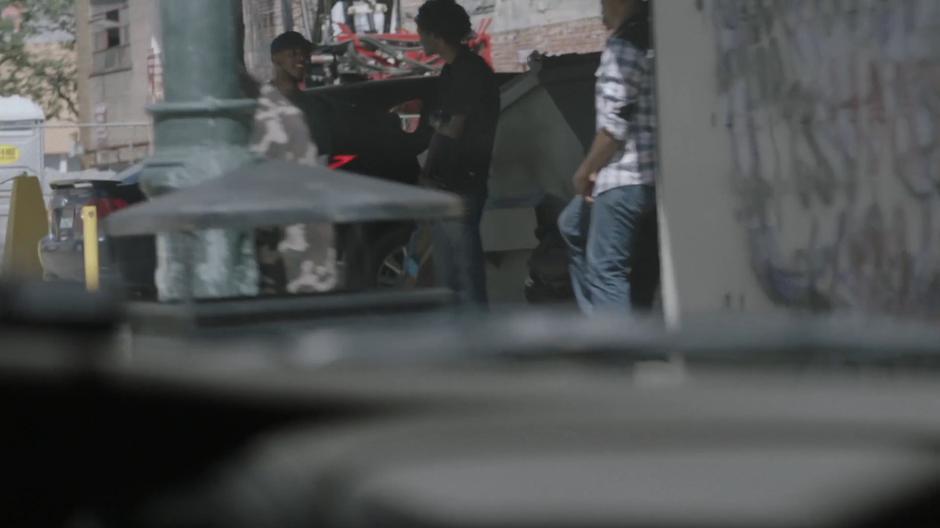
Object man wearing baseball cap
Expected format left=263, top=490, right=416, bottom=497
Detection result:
left=269, top=30, right=314, bottom=100
left=249, top=31, right=336, bottom=295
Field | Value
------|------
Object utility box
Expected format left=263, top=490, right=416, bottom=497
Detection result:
left=0, top=96, right=45, bottom=262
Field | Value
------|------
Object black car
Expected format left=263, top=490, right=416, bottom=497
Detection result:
left=38, top=78, right=462, bottom=297
left=39, top=166, right=157, bottom=299
left=41, top=57, right=592, bottom=300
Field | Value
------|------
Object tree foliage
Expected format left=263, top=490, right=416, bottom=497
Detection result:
left=0, top=0, right=77, bottom=120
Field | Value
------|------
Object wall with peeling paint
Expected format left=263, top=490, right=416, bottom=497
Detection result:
left=492, top=0, right=599, bottom=32
left=656, top=0, right=940, bottom=323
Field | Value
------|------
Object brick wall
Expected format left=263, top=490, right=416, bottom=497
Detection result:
left=490, top=16, right=606, bottom=72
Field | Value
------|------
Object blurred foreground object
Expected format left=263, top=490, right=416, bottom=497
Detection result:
left=2, top=307, right=940, bottom=526
left=1, top=175, right=48, bottom=279
left=106, top=159, right=462, bottom=332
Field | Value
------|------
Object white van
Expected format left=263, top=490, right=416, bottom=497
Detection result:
left=0, top=96, right=46, bottom=265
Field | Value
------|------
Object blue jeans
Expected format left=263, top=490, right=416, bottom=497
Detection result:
left=432, top=193, right=488, bottom=307
left=558, top=185, right=659, bottom=314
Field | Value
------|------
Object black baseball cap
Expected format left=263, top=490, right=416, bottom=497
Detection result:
left=270, top=31, right=314, bottom=55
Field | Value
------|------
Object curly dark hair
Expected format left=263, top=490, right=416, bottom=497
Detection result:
left=415, top=0, right=473, bottom=45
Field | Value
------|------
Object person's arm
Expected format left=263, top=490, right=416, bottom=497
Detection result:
left=573, top=130, right=623, bottom=196
left=574, top=42, right=643, bottom=197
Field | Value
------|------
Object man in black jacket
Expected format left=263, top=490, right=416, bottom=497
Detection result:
left=416, top=0, right=499, bottom=307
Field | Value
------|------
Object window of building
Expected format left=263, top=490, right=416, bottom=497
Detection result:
left=106, top=26, right=121, bottom=48
left=91, top=3, right=132, bottom=75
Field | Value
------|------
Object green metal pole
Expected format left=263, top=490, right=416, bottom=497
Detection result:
left=141, top=0, right=259, bottom=302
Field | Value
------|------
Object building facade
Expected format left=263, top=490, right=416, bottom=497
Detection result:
left=74, top=0, right=159, bottom=170
left=399, top=0, right=607, bottom=72
left=74, top=0, right=311, bottom=169
left=245, top=0, right=607, bottom=75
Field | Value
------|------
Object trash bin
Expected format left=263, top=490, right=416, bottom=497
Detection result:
left=0, top=96, right=45, bottom=261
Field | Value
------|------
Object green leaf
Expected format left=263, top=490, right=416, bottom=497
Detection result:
left=0, top=0, right=77, bottom=119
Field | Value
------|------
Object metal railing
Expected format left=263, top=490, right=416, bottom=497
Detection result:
left=92, top=44, right=133, bottom=75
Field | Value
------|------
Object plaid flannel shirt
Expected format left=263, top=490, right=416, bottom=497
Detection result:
left=593, top=34, right=658, bottom=195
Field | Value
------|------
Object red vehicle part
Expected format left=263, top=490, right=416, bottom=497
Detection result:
left=328, top=19, right=493, bottom=81
left=329, top=154, right=358, bottom=170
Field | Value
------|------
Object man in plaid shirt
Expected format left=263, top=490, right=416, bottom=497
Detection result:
left=558, top=0, right=659, bottom=314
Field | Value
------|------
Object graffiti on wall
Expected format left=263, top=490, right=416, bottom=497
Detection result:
left=714, top=0, right=940, bottom=316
